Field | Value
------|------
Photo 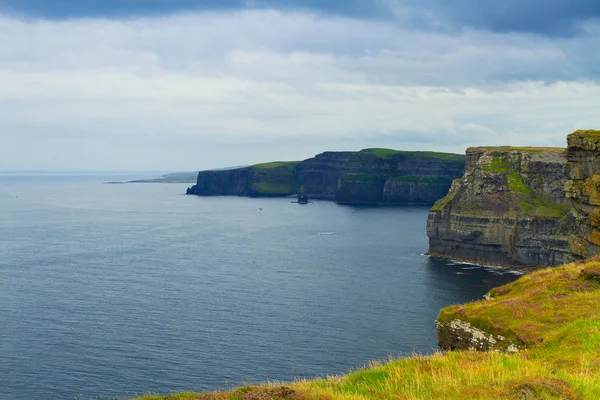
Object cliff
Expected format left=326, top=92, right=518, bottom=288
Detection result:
left=427, top=130, right=600, bottom=268
left=186, top=162, right=300, bottom=197
left=427, top=147, right=571, bottom=267
left=334, top=149, right=464, bottom=205
left=137, top=259, right=600, bottom=399
left=187, top=149, right=465, bottom=205
left=564, top=130, right=600, bottom=259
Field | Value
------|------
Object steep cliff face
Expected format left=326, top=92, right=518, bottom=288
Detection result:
left=564, top=130, right=600, bottom=258
left=334, top=150, right=465, bottom=204
left=186, top=162, right=299, bottom=197
left=427, top=147, right=571, bottom=267
left=187, top=149, right=465, bottom=205
left=294, top=151, right=354, bottom=199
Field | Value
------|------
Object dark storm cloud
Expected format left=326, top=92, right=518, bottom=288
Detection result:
left=412, top=0, right=600, bottom=36
left=0, top=0, right=389, bottom=19
left=3, top=0, right=599, bottom=36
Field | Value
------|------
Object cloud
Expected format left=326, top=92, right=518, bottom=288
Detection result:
left=3, top=0, right=600, bottom=37
left=0, top=10, right=599, bottom=170
left=409, top=0, right=600, bottom=36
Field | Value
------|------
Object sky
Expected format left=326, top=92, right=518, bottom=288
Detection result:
left=1, top=0, right=599, bottom=171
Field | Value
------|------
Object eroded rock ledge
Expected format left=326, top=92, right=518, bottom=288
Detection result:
left=437, top=319, right=520, bottom=353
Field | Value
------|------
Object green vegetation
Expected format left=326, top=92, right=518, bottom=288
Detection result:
left=469, top=146, right=564, bottom=153
left=430, top=181, right=459, bottom=211
left=506, top=172, right=532, bottom=194
left=252, top=161, right=300, bottom=170
left=135, top=259, right=600, bottom=400
left=351, top=148, right=465, bottom=163
left=570, top=130, right=600, bottom=138
left=249, top=162, right=299, bottom=194
left=477, top=155, right=570, bottom=218
left=251, top=181, right=296, bottom=195
left=481, top=157, right=511, bottom=173
left=439, top=261, right=600, bottom=348
left=518, top=195, right=571, bottom=218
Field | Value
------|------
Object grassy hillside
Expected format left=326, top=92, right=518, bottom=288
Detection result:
left=135, top=259, right=600, bottom=400
left=252, top=161, right=300, bottom=170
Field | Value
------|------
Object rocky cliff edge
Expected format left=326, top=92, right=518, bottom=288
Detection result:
left=427, top=146, right=571, bottom=267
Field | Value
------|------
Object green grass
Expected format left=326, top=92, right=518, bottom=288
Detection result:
left=469, top=146, right=564, bottom=153
left=481, top=157, right=511, bottom=173
left=473, top=155, right=570, bottom=218
left=133, top=260, right=600, bottom=400
left=251, top=181, right=296, bottom=195
left=351, top=149, right=465, bottom=163
left=252, top=161, right=300, bottom=170
left=507, top=173, right=532, bottom=194
left=518, top=195, right=571, bottom=218
left=430, top=181, right=459, bottom=211
left=570, top=130, right=600, bottom=138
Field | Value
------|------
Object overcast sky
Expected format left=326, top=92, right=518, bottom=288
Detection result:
left=1, top=0, right=599, bottom=171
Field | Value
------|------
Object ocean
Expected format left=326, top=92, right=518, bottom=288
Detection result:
left=0, top=174, right=520, bottom=399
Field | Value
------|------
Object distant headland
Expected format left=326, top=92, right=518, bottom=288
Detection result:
left=186, top=148, right=466, bottom=206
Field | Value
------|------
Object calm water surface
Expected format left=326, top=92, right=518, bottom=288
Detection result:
left=0, top=175, right=520, bottom=400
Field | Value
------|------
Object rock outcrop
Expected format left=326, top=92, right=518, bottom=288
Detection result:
left=436, top=319, right=520, bottom=352
left=187, top=149, right=465, bottom=205
left=564, top=130, right=600, bottom=258
left=427, top=130, right=600, bottom=268
left=427, top=146, right=571, bottom=267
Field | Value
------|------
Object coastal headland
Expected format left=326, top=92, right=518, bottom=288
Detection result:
left=186, top=149, right=465, bottom=206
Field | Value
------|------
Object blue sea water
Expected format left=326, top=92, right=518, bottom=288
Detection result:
left=0, top=175, right=520, bottom=400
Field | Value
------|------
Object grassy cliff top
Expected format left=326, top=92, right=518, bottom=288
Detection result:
left=251, top=161, right=301, bottom=170
left=135, top=260, right=600, bottom=400
left=467, top=146, right=564, bottom=153
left=356, top=148, right=465, bottom=162
left=438, top=260, right=600, bottom=347
left=569, top=129, right=600, bottom=138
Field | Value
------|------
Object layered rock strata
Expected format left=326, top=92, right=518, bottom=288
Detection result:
left=427, top=147, right=571, bottom=267
left=187, top=149, right=465, bottom=205
left=564, top=130, right=600, bottom=258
